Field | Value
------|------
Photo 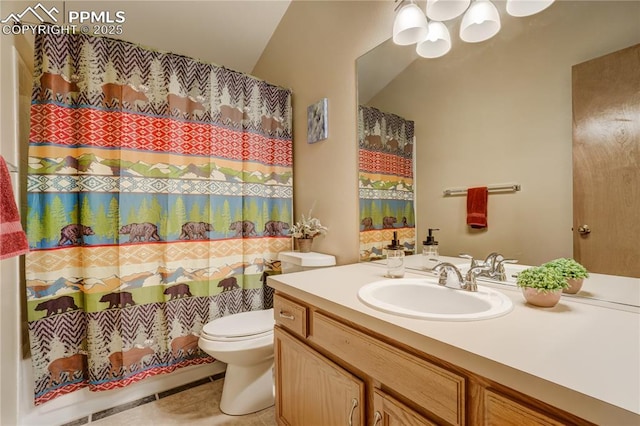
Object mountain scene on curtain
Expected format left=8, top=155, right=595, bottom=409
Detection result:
left=26, top=191, right=291, bottom=248
left=26, top=32, right=292, bottom=405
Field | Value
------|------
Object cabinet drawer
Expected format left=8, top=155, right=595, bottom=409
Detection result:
left=482, top=389, right=564, bottom=426
left=311, top=311, right=465, bottom=426
left=273, top=294, right=308, bottom=338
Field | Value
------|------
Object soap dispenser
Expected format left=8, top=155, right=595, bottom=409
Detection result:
left=422, top=228, right=440, bottom=269
left=386, top=231, right=405, bottom=278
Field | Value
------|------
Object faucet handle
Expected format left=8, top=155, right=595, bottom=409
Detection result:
left=464, top=265, right=491, bottom=290
left=496, top=258, right=518, bottom=268
left=458, top=253, right=480, bottom=268
left=433, top=262, right=451, bottom=286
left=496, top=259, right=518, bottom=281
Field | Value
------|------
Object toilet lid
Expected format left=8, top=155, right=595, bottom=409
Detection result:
left=202, top=308, right=274, bottom=339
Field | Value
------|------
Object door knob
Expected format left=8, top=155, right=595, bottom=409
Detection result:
left=578, top=225, right=591, bottom=235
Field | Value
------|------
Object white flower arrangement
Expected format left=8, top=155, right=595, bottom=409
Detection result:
left=290, top=212, right=328, bottom=239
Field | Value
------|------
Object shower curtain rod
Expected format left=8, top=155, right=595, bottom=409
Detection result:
left=443, top=183, right=521, bottom=196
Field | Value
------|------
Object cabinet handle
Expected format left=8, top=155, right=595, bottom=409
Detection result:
left=373, top=411, right=382, bottom=426
left=279, top=310, right=295, bottom=320
left=348, top=398, right=358, bottom=426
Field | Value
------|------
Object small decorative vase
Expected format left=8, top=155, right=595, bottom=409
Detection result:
left=522, top=288, right=562, bottom=308
left=563, top=278, right=584, bottom=294
left=296, top=238, right=313, bottom=253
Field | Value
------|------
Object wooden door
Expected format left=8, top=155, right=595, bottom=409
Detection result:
left=572, top=43, right=640, bottom=277
left=274, top=326, right=365, bottom=426
left=372, top=389, right=436, bottom=426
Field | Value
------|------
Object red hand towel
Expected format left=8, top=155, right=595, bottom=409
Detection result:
left=0, top=156, right=29, bottom=260
left=467, top=186, right=488, bottom=229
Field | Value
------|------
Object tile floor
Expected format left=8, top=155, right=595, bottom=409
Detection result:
left=63, top=377, right=276, bottom=426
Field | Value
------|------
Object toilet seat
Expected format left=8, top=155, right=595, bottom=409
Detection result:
left=201, top=308, right=274, bottom=342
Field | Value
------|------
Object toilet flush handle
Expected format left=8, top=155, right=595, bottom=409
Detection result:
left=279, top=310, right=295, bottom=320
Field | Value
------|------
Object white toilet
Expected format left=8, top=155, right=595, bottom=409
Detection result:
left=199, top=251, right=336, bottom=416
left=198, top=308, right=275, bottom=415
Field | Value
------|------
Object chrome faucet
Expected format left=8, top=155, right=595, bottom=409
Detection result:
left=433, top=262, right=463, bottom=286
left=459, top=252, right=518, bottom=281
left=433, top=262, right=487, bottom=292
left=483, top=252, right=503, bottom=269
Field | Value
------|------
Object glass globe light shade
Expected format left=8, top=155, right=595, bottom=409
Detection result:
left=506, top=0, right=555, bottom=17
left=416, top=21, right=452, bottom=58
left=460, top=0, right=501, bottom=43
left=426, top=0, right=470, bottom=22
left=393, top=3, right=429, bottom=46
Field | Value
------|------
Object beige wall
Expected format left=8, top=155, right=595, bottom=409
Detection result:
left=366, top=1, right=640, bottom=265
left=253, top=0, right=395, bottom=265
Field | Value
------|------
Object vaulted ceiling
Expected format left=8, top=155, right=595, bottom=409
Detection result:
left=2, top=1, right=292, bottom=74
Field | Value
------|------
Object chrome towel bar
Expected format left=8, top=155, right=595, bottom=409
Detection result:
left=443, top=184, right=521, bottom=196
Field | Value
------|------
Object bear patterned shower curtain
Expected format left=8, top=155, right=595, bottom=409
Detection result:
left=25, top=32, right=292, bottom=405
left=358, top=105, right=415, bottom=260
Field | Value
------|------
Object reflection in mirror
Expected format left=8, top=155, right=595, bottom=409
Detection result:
left=358, top=106, right=416, bottom=262
left=357, top=1, right=640, bottom=303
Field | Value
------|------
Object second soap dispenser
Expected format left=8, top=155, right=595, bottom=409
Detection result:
left=422, top=228, right=440, bottom=270
left=386, top=231, right=405, bottom=278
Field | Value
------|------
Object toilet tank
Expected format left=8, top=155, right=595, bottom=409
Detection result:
left=278, top=251, right=336, bottom=274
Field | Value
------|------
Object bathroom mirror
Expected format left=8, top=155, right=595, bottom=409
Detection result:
left=357, top=1, right=640, bottom=305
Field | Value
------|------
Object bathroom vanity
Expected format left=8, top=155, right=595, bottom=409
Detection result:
left=267, top=262, right=639, bottom=425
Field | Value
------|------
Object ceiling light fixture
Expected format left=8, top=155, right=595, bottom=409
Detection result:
left=392, top=0, right=555, bottom=58
left=459, top=0, right=501, bottom=43
left=392, top=1, right=429, bottom=46
left=416, top=21, right=451, bottom=58
left=426, top=0, right=470, bottom=21
left=506, top=0, right=555, bottom=17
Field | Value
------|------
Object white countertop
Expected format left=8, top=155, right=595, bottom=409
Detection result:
left=267, top=260, right=640, bottom=424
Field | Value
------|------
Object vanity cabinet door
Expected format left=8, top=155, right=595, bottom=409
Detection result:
left=482, top=389, right=564, bottom=426
left=372, top=389, right=437, bottom=426
left=274, top=326, right=365, bottom=426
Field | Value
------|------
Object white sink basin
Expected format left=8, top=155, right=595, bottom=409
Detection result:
left=358, top=278, right=513, bottom=321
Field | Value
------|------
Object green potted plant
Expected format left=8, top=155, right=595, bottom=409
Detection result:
left=543, top=258, right=589, bottom=294
left=516, top=265, right=569, bottom=307
left=290, top=211, right=328, bottom=253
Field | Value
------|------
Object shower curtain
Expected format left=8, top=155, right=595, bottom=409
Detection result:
left=358, top=105, right=415, bottom=260
left=25, top=32, right=292, bottom=405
